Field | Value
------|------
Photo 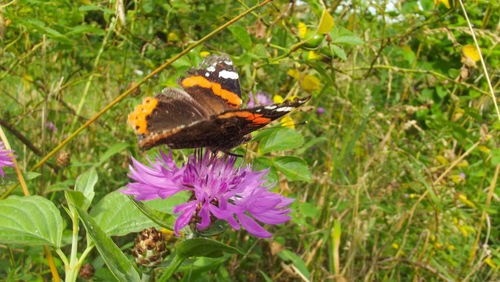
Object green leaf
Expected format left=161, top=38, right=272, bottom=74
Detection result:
left=177, top=238, right=242, bottom=259
left=331, top=45, right=347, bottom=60
left=75, top=168, right=97, bottom=210
left=254, top=156, right=278, bottom=184
left=128, top=197, right=177, bottom=232
left=90, top=191, right=160, bottom=236
left=436, top=86, right=448, bottom=98
left=65, top=25, right=105, bottom=37
left=318, top=9, right=335, bottom=34
left=278, top=250, right=310, bottom=279
left=97, top=143, right=129, bottom=165
left=272, top=156, right=312, bottom=182
left=0, top=171, right=40, bottom=185
left=71, top=198, right=141, bottom=282
left=296, top=136, right=328, bottom=155
left=65, top=191, right=89, bottom=213
left=18, top=18, right=72, bottom=44
left=196, top=220, right=229, bottom=237
left=228, top=25, right=252, bottom=50
left=0, top=196, right=63, bottom=247
left=259, top=127, right=304, bottom=154
left=331, top=35, right=364, bottom=45
left=299, top=202, right=320, bottom=218
left=491, top=148, right=500, bottom=165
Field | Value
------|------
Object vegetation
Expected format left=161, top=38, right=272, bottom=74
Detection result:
left=0, top=0, right=498, bottom=281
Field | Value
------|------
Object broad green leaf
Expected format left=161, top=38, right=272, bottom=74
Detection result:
left=273, top=156, right=312, bottom=182
left=259, top=127, right=304, bottom=154
left=75, top=168, right=97, bottom=209
left=331, top=44, right=347, bottom=60
left=98, top=143, right=129, bottom=165
left=278, top=250, right=310, bottom=279
left=126, top=190, right=190, bottom=234
left=436, top=86, right=447, bottom=98
left=73, top=204, right=141, bottom=282
left=254, top=156, right=278, bottom=184
left=228, top=25, right=252, bottom=50
left=172, top=56, right=192, bottom=69
left=65, top=191, right=89, bottom=213
left=318, top=10, right=335, bottom=34
left=331, top=35, right=363, bottom=45
left=128, top=197, right=177, bottom=232
left=177, top=238, right=242, bottom=259
left=0, top=196, right=63, bottom=247
left=299, top=202, right=320, bottom=218
left=91, top=191, right=159, bottom=236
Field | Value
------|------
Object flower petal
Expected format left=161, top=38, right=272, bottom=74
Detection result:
left=237, top=213, right=272, bottom=238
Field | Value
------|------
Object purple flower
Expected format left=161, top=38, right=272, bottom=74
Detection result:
left=316, top=107, right=325, bottom=115
left=45, top=122, right=58, bottom=132
left=247, top=90, right=273, bottom=107
left=0, top=142, right=15, bottom=177
left=460, top=172, right=466, bottom=179
left=122, top=150, right=294, bottom=238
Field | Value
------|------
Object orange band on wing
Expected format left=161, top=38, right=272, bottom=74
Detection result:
left=127, top=97, right=159, bottom=134
left=218, top=111, right=271, bottom=125
left=182, top=76, right=242, bottom=108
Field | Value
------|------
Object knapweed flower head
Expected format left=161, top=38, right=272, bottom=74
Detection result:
left=122, top=150, right=294, bottom=238
left=0, top=142, right=15, bottom=177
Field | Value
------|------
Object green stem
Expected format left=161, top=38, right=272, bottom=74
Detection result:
left=158, top=255, right=185, bottom=282
left=70, top=16, right=118, bottom=131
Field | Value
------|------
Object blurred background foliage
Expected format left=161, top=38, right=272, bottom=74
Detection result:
left=0, top=0, right=499, bottom=280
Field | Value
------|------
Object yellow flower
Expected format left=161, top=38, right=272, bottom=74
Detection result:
left=434, top=0, right=451, bottom=8
left=298, top=22, right=308, bottom=39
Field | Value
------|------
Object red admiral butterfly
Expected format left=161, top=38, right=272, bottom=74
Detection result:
left=128, top=54, right=311, bottom=151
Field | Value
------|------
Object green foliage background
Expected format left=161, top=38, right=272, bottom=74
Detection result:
left=0, top=0, right=499, bottom=280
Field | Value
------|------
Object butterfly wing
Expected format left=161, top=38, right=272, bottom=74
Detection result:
left=178, top=54, right=243, bottom=115
left=152, top=96, right=311, bottom=151
left=128, top=88, right=211, bottom=149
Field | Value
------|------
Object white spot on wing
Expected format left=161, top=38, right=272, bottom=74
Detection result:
left=205, top=72, right=210, bottom=77
left=225, top=60, right=233, bottom=65
left=276, top=106, right=294, bottom=112
left=219, top=70, right=239, bottom=80
left=207, top=66, right=216, bottom=72
left=265, top=105, right=277, bottom=110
